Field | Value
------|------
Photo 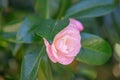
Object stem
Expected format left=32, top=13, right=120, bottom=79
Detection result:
left=57, top=0, right=66, bottom=19
left=55, top=0, right=70, bottom=19
left=45, top=0, right=49, bottom=19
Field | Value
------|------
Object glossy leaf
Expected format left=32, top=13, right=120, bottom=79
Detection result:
left=17, top=15, right=69, bottom=43
left=16, top=15, right=43, bottom=43
left=36, top=18, right=69, bottom=41
left=65, top=0, right=117, bottom=18
left=76, top=33, right=112, bottom=65
left=20, top=44, right=45, bottom=80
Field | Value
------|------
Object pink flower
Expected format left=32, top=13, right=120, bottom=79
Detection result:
left=43, top=19, right=84, bottom=65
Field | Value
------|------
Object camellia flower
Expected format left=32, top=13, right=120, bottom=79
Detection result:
left=43, top=19, right=84, bottom=65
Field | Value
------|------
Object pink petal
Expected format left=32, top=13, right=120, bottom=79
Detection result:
left=54, top=27, right=81, bottom=57
left=70, top=18, right=84, bottom=32
left=43, top=38, right=57, bottom=63
left=56, top=51, right=75, bottom=65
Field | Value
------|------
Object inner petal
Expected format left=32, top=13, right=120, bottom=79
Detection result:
left=66, top=38, right=75, bottom=52
left=55, top=37, right=68, bottom=53
left=55, top=35, right=75, bottom=54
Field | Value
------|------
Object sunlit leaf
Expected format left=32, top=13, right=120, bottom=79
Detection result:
left=65, top=0, right=117, bottom=18
left=76, top=33, right=112, bottom=65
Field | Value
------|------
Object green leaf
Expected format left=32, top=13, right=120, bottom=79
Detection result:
left=3, top=21, right=22, bottom=32
left=51, top=63, right=74, bottom=80
left=34, top=0, right=60, bottom=18
left=38, top=55, right=53, bottom=80
left=103, top=4, right=120, bottom=44
left=34, top=0, right=50, bottom=18
left=0, top=40, right=8, bottom=48
left=55, top=0, right=71, bottom=19
left=77, top=65, right=97, bottom=80
left=78, top=18, right=99, bottom=34
left=0, top=32, right=17, bottom=42
left=36, top=18, right=69, bottom=41
left=112, top=4, right=120, bottom=29
left=17, top=15, right=69, bottom=43
left=20, top=44, right=45, bottom=80
left=65, top=0, right=117, bottom=19
left=16, top=15, right=42, bottom=43
left=76, top=33, right=112, bottom=65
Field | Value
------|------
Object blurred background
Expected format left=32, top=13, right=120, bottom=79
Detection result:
left=0, top=0, right=120, bottom=80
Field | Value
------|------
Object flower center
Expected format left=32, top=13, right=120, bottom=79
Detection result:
left=55, top=35, right=74, bottom=54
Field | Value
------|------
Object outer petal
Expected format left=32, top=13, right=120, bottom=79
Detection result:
left=70, top=18, right=84, bottom=32
left=51, top=43, right=74, bottom=65
left=43, top=38, right=57, bottom=63
left=56, top=51, right=75, bottom=65
left=58, top=57, right=74, bottom=65
left=44, top=38, right=74, bottom=65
